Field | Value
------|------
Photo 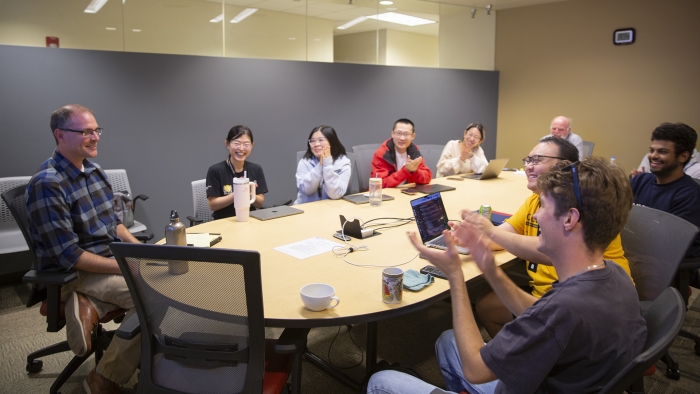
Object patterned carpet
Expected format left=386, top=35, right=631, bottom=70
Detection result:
left=1, top=282, right=699, bottom=394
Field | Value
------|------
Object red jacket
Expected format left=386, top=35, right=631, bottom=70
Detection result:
left=371, top=139, right=433, bottom=188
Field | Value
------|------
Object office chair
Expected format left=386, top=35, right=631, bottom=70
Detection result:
left=0, top=176, right=31, bottom=256
left=110, top=243, right=309, bottom=394
left=582, top=141, right=595, bottom=157
left=352, top=143, right=381, bottom=192
left=104, top=169, right=150, bottom=234
left=294, top=151, right=358, bottom=196
left=599, top=287, right=685, bottom=394
left=187, top=179, right=214, bottom=227
left=620, top=205, right=700, bottom=380
left=2, top=184, right=130, bottom=394
left=416, top=144, right=445, bottom=179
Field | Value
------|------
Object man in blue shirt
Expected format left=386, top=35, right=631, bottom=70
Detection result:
left=26, top=104, right=141, bottom=393
left=629, top=122, right=700, bottom=258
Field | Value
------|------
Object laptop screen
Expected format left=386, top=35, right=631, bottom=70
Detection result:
left=410, top=192, right=449, bottom=242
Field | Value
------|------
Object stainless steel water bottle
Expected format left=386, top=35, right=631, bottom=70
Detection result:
left=165, top=210, right=188, bottom=274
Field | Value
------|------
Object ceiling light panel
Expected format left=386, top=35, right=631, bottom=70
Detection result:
left=230, top=8, right=258, bottom=23
left=366, top=12, right=436, bottom=26
left=84, top=0, right=108, bottom=13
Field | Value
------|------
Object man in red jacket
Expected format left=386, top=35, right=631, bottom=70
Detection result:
left=371, top=118, right=433, bottom=188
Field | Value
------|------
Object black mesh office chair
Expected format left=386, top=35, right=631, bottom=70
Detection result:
left=620, top=205, right=700, bottom=381
left=110, top=242, right=309, bottom=394
left=599, top=287, right=685, bottom=394
left=2, top=184, right=129, bottom=394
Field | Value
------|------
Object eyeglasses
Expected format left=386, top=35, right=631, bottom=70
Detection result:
left=522, top=155, right=565, bottom=166
left=308, top=138, right=327, bottom=146
left=392, top=131, right=413, bottom=138
left=231, top=141, right=252, bottom=149
left=465, top=132, right=481, bottom=140
left=563, top=161, right=583, bottom=210
left=61, top=127, right=103, bottom=138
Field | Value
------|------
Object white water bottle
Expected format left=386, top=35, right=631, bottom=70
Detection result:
left=610, top=156, right=616, bottom=165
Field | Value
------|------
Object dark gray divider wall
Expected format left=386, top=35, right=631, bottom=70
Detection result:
left=0, top=45, right=499, bottom=235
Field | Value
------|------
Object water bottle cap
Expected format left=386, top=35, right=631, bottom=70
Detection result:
left=170, top=210, right=180, bottom=220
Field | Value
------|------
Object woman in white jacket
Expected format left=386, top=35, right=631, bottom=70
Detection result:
left=294, top=125, right=351, bottom=204
left=436, top=122, right=488, bottom=177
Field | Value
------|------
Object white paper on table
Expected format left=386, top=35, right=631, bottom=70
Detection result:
left=273, top=237, right=344, bottom=260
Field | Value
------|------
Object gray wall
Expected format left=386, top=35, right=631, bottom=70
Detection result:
left=0, top=45, right=499, bottom=236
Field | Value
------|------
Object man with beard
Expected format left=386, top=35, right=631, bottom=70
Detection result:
left=630, top=122, right=700, bottom=258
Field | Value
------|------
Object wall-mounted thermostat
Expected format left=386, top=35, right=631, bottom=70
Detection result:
left=613, top=28, right=635, bottom=45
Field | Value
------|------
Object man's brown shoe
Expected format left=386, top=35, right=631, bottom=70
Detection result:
left=65, top=292, right=98, bottom=357
left=83, top=368, right=121, bottom=394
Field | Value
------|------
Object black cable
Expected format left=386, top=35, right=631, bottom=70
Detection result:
left=327, top=325, right=364, bottom=369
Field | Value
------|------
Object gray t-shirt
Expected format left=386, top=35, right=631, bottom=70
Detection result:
left=480, top=261, right=646, bottom=394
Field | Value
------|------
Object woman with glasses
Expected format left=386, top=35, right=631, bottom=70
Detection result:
left=294, top=125, right=351, bottom=204
left=206, top=125, right=268, bottom=220
left=436, top=123, right=488, bottom=177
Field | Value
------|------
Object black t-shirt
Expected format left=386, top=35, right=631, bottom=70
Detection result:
left=206, top=160, right=268, bottom=220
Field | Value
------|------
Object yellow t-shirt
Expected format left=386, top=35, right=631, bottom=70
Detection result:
left=504, top=193, right=632, bottom=298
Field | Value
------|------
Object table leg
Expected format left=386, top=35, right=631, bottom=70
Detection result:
left=365, top=321, right=378, bottom=376
left=304, top=351, right=361, bottom=391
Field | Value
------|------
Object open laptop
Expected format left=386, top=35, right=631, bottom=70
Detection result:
left=462, top=158, right=510, bottom=180
left=410, top=192, right=469, bottom=254
left=249, top=205, right=303, bottom=221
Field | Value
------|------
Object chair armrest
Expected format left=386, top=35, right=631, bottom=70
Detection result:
left=23, top=269, right=77, bottom=286
left=116, top=313, right=141, bottom=340
left=187, top=216, right=204, bottom=227
left=133, top=194, right=149, bottom=202
left=135, top=233, right=154, bottom=242
left=274, top=327, right=310, bottom=354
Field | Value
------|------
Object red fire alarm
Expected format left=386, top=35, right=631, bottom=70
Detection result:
left=46, top=37, right=60, bottom=48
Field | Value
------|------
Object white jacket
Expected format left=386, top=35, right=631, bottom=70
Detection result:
left=436, top=140, right=488, bottom=177
left=294, top=155, right=351, bottom=204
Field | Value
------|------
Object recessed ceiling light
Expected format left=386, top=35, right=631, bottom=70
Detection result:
left=379, top=1, right=393, bottom=4
left=209, top=14, right=224, bottom=23
left=366, top=12, right=436, bottom=26
left=106, top=27, right=117, bottom=30
left=337, top=16, right=368, bottom=30
left=132, top=29, right=141, bottom=32
left=230, top=8, right=257, bottom=23
left=84, top=0, right=108, bottom=14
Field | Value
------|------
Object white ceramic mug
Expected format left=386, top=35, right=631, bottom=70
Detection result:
left=300, top=283, right=340, bottom=311
left=233, top=177, right=256, bottom=222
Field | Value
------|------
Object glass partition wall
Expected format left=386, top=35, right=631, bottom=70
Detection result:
left=0, top=0, right=495, bottom=70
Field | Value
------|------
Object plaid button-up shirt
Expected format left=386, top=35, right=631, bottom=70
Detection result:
left=26, top=151, right=121, bottom=271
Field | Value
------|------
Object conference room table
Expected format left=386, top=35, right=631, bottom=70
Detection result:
left=163, top=171, right=533, bottom=388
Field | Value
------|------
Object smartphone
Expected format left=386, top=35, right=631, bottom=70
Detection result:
left=447, top=177, right=464, bottom=181
left=333, top=232, right=351, bottom=241
left=419, top=265, right=448, bottom=280
left=402, top=188, right=418, bottom=195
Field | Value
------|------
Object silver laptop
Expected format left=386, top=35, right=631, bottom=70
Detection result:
left=462, top=158, right=510, bottom=180
left=410, top=192, right=468, bottom=254
left=249, top=206, right=303, bottom=221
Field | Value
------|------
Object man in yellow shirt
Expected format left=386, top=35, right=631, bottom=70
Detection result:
left=464, top=136, right=631, bottom=337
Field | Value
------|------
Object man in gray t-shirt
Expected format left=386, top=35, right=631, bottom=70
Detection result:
left=542, top=116, right=584, bottom=159
left=367, top=157, right=646, bottom=394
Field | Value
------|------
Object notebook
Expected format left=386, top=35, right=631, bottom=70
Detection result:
left=462, top=158, right=510, bottom=180
left=249, top=205, right=304, bottom=221
left=186, top=233, right=222, bottom=247
left=410, top=192, right=469, bottom=254
left=341, top=193, right=395, bottom=205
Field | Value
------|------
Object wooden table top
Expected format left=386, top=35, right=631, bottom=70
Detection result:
left=159, top=172, right=533, bottom=328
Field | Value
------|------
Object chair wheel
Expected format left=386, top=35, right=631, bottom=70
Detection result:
left=26, top=360, right=43, bottom=373
left=665, top=367, right=680, bottom=380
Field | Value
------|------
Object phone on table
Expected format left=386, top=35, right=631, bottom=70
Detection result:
left=402, top=188, right=418, bottom=195
left=446, top=177, right=464, bottom=181
left=420, top=265, right=448, bottom=280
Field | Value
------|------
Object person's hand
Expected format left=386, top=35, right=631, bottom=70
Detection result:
left=322, top=145, right=331, bottom=160
left=630, top=166, right=644, bottom=179
left=407, top=230, right=463, bottom=279
left=459, top=143, right=473, bottom=162
left=405, top=156, right=423, bottom=172
left=463, top=229, right=498, bottom=277
left=459, top=210, right=496, bottom=238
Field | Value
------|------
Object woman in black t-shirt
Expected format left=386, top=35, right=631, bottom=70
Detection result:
left=205, top=125, right=268, bottom=220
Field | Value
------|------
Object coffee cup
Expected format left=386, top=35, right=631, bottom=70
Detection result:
left=382, top=267, right=403, bottom=304
left=300, top=283, right=340, bottom=311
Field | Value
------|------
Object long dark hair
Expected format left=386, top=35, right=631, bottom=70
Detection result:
left=226, top=125, right=253, bottom=143
left=303, top=125, right=347, bottom=161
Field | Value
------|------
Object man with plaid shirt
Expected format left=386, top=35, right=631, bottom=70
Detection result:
left=26, top=104, right=140, bottom=394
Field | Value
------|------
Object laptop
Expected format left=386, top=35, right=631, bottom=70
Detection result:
left=341, top=193, right=395, bottom=205
left=410, top=192, right=469, bottom=254
left=407, top=184, right=456, bottom=194
left=462, top=158, right=510, bottom=180
left=249, top=205, right=303, bottom=221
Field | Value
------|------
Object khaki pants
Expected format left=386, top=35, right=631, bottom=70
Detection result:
left=62, top=271, right=141, bottom=385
